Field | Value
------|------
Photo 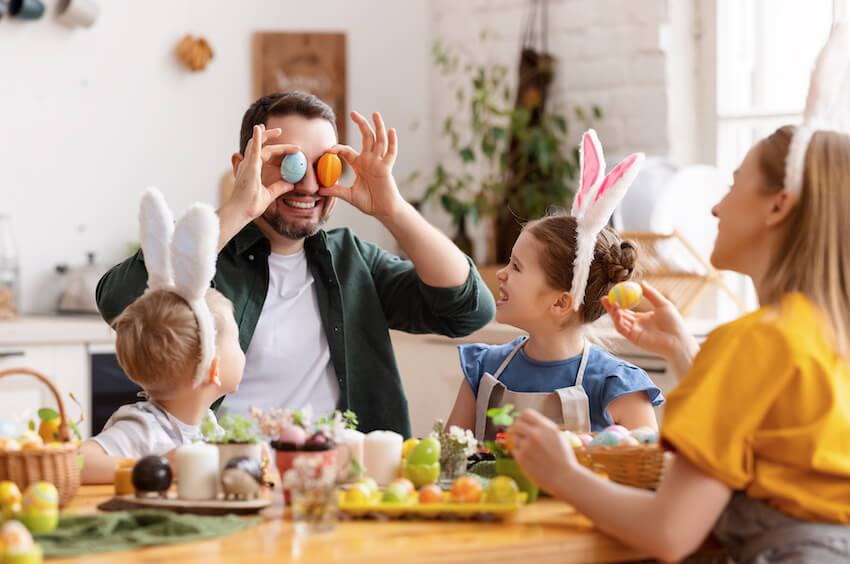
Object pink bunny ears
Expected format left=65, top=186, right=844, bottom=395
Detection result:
left=785, top=23, right=850, bottom=197
left=569, top=130, right=644, bottom=311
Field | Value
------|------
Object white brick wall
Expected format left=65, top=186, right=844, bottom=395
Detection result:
left=425, top=0, right=691, bottom=261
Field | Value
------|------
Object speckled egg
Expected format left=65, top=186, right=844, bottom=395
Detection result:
left=608, top=281, right=642, bottom=309
left=589, top=429, right=623, bottom=446
left=316, top=153, right=342, bottom=187
left=0, top=520, right=34, bottom=553
left=629, top=427, right=659, bottom=444
left=280, top=151, right=308, bottom=184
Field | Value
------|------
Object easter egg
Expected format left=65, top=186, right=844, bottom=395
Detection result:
left=629, top=427, right=659, bottom=444
left=316, top=153, right=342, bottom=187
left=604, top=425, right=630, bottom=437
left=590, top=429, right=622, bottom=447
left=0, top=520, right=34, bottom=553
left=576, top=433, right=594, bottom=446
left=381, top=482, right=410, bottom=504
left=21, top=483, right=57, bottom=515
left=343, top=483, right=371, bottom=505
left=37, top=419, right=61, bottom=444
left=608, top=281, right=642, bottom=309
left=406, top=437, right=440, bottom=466
left=277, top=424, right=307, bottom=448
left=131, top=455, right=173, bottom=495
left=485, top=476, right=519, bottom=504
left=562, top=431, right=582, bottom=448
left=17, top=433, right=42, bottom=451
left=0, top=419, right=17, bottom=439
left=0, top=482, right=22, bottom=522
left=354, top=477, right=378, bottom=496
left=450, top=476, right=482, bottom=503
left=390, top=477, right=415, bottom=497
left=280, top=151, right=307, bottom=184
left=0, top=438, right=20, bottom=452
left=418, top=484, right=443, bottom=504
left=401, top=437, right=419, bottom=459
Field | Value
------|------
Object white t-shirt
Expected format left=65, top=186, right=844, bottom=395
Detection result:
left=222, top=250, right=340, bottom=418
left=92, top=400, right=220, bottom=458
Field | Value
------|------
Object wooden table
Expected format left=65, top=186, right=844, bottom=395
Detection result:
left=48, top=485, right=653, bottom=564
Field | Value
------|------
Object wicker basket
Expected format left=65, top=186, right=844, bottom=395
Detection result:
left=577, top=442, right=670, bottom=490
left=0, top=368, right=81, bottom=508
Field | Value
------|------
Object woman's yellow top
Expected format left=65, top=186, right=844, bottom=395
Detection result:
left=661, top=293, right=850, bottom=523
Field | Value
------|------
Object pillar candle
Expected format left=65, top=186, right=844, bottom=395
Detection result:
left=341, top=428, right=365, bottom=471
left=363, top=430, right=402, bottom=487
left=175, top=443, right=219, bottom=500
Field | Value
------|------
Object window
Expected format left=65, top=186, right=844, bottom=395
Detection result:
left=713, top=0, right=845, bottom=173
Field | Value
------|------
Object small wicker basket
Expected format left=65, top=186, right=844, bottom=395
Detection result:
left=0, top=368, right=81, bottom=508
left=576, top=441, right=671, bottom=490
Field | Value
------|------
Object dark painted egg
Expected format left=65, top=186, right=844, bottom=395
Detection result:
left=302, top=432, right=334, bottom=451
left=131, top=455, right=173, bottom=494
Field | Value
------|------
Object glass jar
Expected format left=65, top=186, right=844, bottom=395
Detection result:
left=0, top=215, right=19, bottom=318
left=290, top=484, right=338, bottom=535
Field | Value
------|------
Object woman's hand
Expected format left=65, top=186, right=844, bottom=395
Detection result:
left=602, top=281, right=691, bottom=359
left=319, top=111, right=403, bottom=219
left=509, top=410, right=580, bottom=494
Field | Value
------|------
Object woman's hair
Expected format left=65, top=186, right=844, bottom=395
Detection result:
left=524, top=215, right=637, bottom=323
left=757, top=125, right=850, bottom=357
left=112, top=288, right=231, bottom=395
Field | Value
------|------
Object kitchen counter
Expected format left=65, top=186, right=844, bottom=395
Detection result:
left=0, top=315, right=113, bottom=346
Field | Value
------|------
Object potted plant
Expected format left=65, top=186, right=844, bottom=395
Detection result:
left=484, top=404, right=540, bottom=503
left=418, top=37, right=601, bottom=293
left=201, top=412, right=263, bottom=481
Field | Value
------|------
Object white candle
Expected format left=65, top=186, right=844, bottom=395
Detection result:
left=363, top=430, right=402, bottom=487
left=175, top=443, right=219, bottom=500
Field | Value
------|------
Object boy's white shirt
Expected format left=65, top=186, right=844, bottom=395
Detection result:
left=91, top=399, right=223, bottom=458
left=222, top=250, right=340, bottom=418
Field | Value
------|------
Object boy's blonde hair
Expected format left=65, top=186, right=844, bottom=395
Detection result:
left=758, top=125, right=850, bottom=357
left=524, top=215, right=637, bottom=323
left=111, top=288, right=230, bottom=395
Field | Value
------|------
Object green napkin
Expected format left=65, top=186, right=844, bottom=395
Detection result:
left=33, top=510, right=261, bottom=558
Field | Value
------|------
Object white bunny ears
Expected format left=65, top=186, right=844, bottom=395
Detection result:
left=786, top=23, right=850, bottom=196
left=139, top=187, right=220, bottom=389
left=569, top=130, right=644, bottom=310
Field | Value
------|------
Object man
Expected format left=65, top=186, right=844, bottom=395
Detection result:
left=96, top=91, right=495, bottom=436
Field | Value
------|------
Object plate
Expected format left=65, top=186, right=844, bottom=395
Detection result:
left=99, top=493, right=271, bottom=515
left=336, top=490, right=527, bottom=520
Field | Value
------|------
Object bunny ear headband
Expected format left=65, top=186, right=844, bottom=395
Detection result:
left=786, top=23, right=850, bottom=196
left=569, top=130, right=644, bottom=311
left=139, top=187, right=220, bottom=389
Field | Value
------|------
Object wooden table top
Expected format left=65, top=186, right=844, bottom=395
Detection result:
left=49, top=485, right=651, bottom=564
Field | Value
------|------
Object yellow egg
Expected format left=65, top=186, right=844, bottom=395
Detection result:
left=21, top=482, right=58, bottom=514
left=562, top=430, right=582, bottom=448
left=0, top=438, right=20, bottom=451
left=608, top=281, right=642, bottom=309
left=17, top=432, right=43, bottom=451
left=401, top=437, right=419, bottom=459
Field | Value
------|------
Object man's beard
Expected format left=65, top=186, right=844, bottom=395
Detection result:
left=261, top=203, right=329, bottom=240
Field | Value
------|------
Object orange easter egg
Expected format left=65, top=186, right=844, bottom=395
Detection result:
left=317, top=153, right=342, bottom=187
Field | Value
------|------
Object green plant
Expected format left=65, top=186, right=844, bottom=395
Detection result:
left=420, top=36, right=601, bottom=264
left=202, top=412, right=258, bottom=444
left=483, top=404, right=519, bottom=458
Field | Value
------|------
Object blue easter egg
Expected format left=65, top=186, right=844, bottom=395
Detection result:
left=0, top=419, right=16, bottom=439
left=590, top=429, right=622, bottom=446
left=280, top=151, right=307, bottom=184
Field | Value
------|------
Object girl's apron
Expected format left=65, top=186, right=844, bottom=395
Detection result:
left=474, top=337, right=591, bottom=441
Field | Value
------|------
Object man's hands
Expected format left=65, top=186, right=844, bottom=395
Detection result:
left=319, top=111, right=404, bottom=220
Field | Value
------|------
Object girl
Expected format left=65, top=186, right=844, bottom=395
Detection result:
left=509, top=27, right=850, bottom=563
left=447, top=131, right=664, bottom=439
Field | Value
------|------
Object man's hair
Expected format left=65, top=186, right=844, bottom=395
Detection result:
left=111, top=288, right=231, bottom=395
left=239, top=91, right=337, bottom=154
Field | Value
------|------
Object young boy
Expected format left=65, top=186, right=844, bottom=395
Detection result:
left=79, top=288, right=245, bottom=483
